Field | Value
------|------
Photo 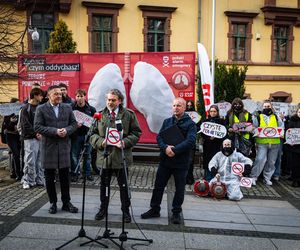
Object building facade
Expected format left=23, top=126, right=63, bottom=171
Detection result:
left=1, top=0, right=300, bottom=103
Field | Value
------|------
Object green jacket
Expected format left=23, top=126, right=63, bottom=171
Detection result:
left=90, top=106, right=142, bottom=169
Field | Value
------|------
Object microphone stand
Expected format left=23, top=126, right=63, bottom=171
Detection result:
left=116, top=128, right=153, bottom=249
left=81, top=124, right=121, bottom=248
left=56, top=120, right=107, bottom=249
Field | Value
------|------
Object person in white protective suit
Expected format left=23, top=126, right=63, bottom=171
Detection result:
left=208, top=139, right=253, bottom=201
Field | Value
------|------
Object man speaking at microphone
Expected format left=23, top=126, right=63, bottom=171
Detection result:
left=90, top=89, right=142, bottom=223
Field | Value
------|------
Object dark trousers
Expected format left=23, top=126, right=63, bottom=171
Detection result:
left=6, top=133, right=21, bottom=178
left=45, top=168, right=70, bottom=204
left=150, top=164, right=188, bottom=214
left=100, top=168, right=130, bottom=212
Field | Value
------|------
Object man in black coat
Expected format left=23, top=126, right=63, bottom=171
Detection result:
left=141, top=97, right=196, bottom=224
left=34, top=85, right=78, bottom=214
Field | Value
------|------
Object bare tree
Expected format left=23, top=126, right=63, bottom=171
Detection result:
left=0, top=4, right=25, bottom=98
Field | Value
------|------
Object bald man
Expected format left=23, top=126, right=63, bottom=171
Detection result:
left=141, top=98, right=197, bottom=224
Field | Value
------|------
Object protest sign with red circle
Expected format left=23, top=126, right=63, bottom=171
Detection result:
left=263, top=127, right=277, bottom=137
left=231, top=162, right=244, bottom=176
left=240, top=177, right=253, bottom=188
left=106, top=128, right=120, bottom=146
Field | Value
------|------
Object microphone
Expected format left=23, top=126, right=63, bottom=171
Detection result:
left=115, top=119, right=123, bottom=132
left=89, top=112, right=102, bottom=129
left=93, top=112, right=102, bottom=120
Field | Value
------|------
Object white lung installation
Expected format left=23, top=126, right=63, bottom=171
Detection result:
left=88, top=63, right=127, bottom=111
left=130, top=61, right=174, bottom=133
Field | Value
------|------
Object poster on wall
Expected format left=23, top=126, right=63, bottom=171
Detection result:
left=18, top=52, right=196, bottom=143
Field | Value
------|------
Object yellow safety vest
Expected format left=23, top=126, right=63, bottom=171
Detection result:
left=255, top=114, right=280, bottom=144
left=234, top=113, right=250, bottom=140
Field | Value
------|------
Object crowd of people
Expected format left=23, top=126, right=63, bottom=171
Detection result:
left=1, top=87, right=300, bottom=224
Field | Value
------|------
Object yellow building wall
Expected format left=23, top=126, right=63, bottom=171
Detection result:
left=246, top=81, right=300, bottom=103
left=59, top=0, right=199, bottom=53
left=200, top=0, right=300, bottom=103
left=1, top=0, right=300, bottom=104
left=0, top=79, right=19, bottom=103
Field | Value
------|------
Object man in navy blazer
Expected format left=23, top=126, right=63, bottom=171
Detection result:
left=141, top=97, right=197, bottom=224
left=34, top=85, right=78, bottom=214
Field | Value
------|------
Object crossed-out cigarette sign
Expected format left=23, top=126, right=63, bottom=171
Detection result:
left=231, top=162, right=244, bottom=176
left=256, top=127, right=283, bottom=138
left=240, top=177, right=253, bottom=188
left=106, top=128, right=120, bottom=146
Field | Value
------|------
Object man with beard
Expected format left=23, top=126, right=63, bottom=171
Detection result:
left=209, top=139, right=252, bottom=201
left=91, top=89, right=142, bottom=223
left=58, top=83, right=74, bottom=105
left=250, top=100, right=284, bottom=186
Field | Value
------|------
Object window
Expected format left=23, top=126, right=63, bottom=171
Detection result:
left=147, top=18, right=165, bottom=52
left=31, top=13, right=54, bottom=54
left=232, top=24, right=247, bottom=61
left=82, top=2, right=124, bottom=53
left=273, top=26, right=289, bottom=62
left=261, top=6, right=300, bottom=64
left=225, top=11, right=258, bottom=63
left=139, top=5, right=177, bottom=52
left=269, top=91, right=292, bottom=103
left=92, top=16, right=113, bottom=52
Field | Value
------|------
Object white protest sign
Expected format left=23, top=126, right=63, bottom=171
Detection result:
left=255, top=127, right=284, bottom=138
left=231, top=162, right=244, bottom=176
left=285, top=128, right=300, bottom=145
left=242, top=99, right=258, bottom=114
left=199, top=121, right=227, bottom=138
left=272, top=102, right=289, bottom=117
left=0, top=103, right=23, bottom=116
left=232, top=122, right=254, bottom=132
left=106, top=127, right=121, bottom=146
left=186, top=111, right=201, bottom=124
left=240, top=177, right=253, bottom=188
left=73, top=110, right=93, bottom=128
left=288, top=104, right=298, bottom=117
left=216, top=102, right=231, bottom=117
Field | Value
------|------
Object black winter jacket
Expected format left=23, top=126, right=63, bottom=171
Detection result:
left=157, top=113, right=197, bottom=169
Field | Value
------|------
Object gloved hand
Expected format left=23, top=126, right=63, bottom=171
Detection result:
left=210, top=167, right=218, bottom=177
left=243, top=164, right=252, bottom=177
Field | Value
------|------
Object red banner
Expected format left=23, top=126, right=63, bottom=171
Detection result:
left=18, top=52, right=195, bottom=143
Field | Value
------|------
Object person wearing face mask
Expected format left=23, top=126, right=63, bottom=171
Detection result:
left=208, top=139, right=252, bottom=201
left=250, top=100, right=284, bottom=186
left=226, top=98, right=253, bottom=157
left=200, top=105, right=225, bottom=181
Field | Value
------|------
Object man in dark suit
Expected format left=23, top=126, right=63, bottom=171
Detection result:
left=34, top=85, right=78, bottom=214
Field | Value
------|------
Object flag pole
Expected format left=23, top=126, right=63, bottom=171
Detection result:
left=211, top=0, right=216, bottom=104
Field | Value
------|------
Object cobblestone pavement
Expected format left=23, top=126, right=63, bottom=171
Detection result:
left=0, top=156, right=298, bottom=218
left=1, top=153, right=300, bottom=248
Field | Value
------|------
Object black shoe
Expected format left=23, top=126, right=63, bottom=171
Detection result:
left=86, top=175, right=94, bottom=181
left=95, top=208, right=106, bottom=220
left=62, top=202, right=78, bottom=213
left=292, top=180, right=300, bottom=187
left=49, top=203, right=57, bottom=214
left=171, top=213, right=181, bottom=224
left=141, top=209, right=160, bottom=219
left=123, top=211, right=132, bottom=223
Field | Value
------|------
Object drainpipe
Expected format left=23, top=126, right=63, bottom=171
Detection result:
left=198, top=0, right=201, bottom=43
